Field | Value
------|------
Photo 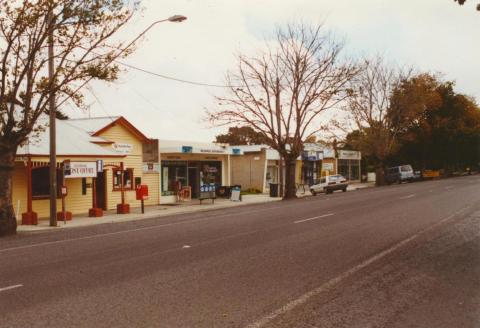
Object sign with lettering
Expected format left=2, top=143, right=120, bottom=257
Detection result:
left=322, top=163, right=334, bottom=172
left=323, top=149, right=335, bottom=158
left=338, top=150, right=361, bottom=160
left=96, top=160, right=104, bottom=172
left=65, top=162, right=97, bottom=178
left=200, top=148, right=226, bottom=154
left=112, top=143, right=133, bottom=154
left=142, top=163, right=160, bottom=173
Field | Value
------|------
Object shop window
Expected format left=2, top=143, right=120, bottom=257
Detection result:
left=161, top=161, right=187, bottom=196
left=112, top=168, right=134, bottom=191
left=200, top=162, right=222, bottom=187
left=31, top=167, right=62, bottom=199
left=338, top=159, right=360, bottom=181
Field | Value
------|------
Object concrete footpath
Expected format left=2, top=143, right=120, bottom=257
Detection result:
left=17, top=182, right=374, bottom=233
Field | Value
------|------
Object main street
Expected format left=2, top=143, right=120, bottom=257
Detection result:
left=1, top=176, right=479, bottom=328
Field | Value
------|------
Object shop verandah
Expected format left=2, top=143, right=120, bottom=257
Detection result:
left=12, top=156, right=133, bottom=224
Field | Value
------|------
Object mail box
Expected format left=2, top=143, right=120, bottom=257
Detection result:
left=135, top=184, right=149, bottom=200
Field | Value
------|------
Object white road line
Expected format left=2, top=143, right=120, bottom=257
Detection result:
left=399, top=194, right=415, bottom=200
left=246, top=206, right=471, bottom=328
left=0, top=284, right=23, bottom=292
left=0, top=207, right=280, bottom=254
left=182, top=245, right=191, bottom=249
left=294, top=213, right=334, bottom=224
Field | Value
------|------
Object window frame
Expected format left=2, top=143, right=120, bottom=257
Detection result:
left=112, top=168, right=134, bottom=191
left=31, top=166, right=63, bottom=200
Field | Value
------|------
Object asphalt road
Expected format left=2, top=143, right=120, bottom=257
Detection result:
left=1, top=176, right=479, bottom=328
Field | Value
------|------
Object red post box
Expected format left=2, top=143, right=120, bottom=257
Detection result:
left=136, top=184, right=149, bottom=201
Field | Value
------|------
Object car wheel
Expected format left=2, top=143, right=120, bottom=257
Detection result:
left=310, top=189, right=316, bottom=196
left=342, top=188, right=347, bottom=192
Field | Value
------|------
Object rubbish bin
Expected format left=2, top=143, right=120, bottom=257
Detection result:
left=269, top=183, right=279, bottom=197
left=216, top=186, right=231, bottom=198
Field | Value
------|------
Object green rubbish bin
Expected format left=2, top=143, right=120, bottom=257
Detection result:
left=269, top=183, right=279, bottom=197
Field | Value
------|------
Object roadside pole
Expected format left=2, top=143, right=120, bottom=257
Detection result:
left=48, top=8, right=57, bottom=227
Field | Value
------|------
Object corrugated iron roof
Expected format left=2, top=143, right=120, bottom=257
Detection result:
left=17, top=118, right=121, bottom=157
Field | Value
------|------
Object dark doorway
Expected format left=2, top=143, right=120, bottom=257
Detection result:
left=188, top=167, right=199, bottom=198
left=96, top=171, right=107, bottom=210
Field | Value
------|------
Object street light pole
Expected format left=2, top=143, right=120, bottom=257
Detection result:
left=47, top=14, right=186, bottom=226
left=48, top=8, right=57, bottom=227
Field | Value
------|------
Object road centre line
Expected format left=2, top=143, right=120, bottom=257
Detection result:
left=246, top=205, right=472, bottom=328
left=0, top=284, right=23, bottom=292
left=399, top=194, right=415, bottom=200
left=294, top=213, right=335, bottom=224
left=0, top=203, right=312, bottom=254
left=1, top=180, right=471, bottom=254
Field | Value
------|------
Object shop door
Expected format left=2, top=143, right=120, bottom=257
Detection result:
left=96, top=171, right=107, bottom=210
left=188, top=167, right=199, bottom=198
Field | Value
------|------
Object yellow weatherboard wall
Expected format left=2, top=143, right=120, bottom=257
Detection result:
left=12, top=119, right=162, bottom=221
left=12, top=156, right=115, bottom=219
left=96, top=123, right=148, bottom=211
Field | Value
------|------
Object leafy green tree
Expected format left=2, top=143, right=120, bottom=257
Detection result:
left=215, top=126, right=268, bottom=145
left=0, top=0, right=139, bottom=236
left=392, top=75, right=480, bottom=172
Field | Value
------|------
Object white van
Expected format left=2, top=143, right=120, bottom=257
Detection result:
left=385, top=165, right=415, bottom=184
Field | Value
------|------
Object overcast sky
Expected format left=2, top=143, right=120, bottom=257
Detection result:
left=63, top=0, right=480, bottom=142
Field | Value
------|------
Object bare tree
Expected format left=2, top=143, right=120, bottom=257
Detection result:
left=339, top=56, right=411, bottom=185
left=208, top=23, right=358, bottom=199
left=0, top=0, right=139, bottom=236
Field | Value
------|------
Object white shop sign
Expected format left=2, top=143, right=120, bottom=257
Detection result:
left=322, top=163, right=334, bottom=172
left=65, top=162, right=97, bottom=178
left=143, top=163, right=160, bottom=173
left=338, top=150, right=361, bottom=160
left=112, top=143, right=133, bottom=154
left=323, top=148, right=335, bottom=158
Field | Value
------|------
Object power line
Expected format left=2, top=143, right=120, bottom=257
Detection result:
left=116, top=61, right=235, bottom=88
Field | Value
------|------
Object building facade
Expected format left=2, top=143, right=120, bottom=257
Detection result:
left=13, top=116, right=159, bottom=223
left=158, top=140, right=231, bottom=204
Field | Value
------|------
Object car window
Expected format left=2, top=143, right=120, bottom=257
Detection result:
left=401, top=165, right=413, bottom=172
left=388, top=168, right=398, bottom=174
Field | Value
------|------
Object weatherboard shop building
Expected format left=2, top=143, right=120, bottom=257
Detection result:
left=13, top=116, right=160, bottom=224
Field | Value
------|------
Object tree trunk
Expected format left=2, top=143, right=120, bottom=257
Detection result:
left=278, top=156, right=284, bottom=197
left=375, top=166, right=385, bottom=186
left=284, top=155, right=297, bottom=199
left=0, top=148, right=17, bottom=236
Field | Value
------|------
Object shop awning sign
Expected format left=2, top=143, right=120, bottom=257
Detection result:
left=65, top=162, right=97, bottom=178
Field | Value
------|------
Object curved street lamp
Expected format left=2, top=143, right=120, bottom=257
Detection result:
left=48, top=14, right=187, bottom=226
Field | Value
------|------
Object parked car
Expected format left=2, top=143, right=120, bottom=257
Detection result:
left=310, top=174, right=348, bottom=195
left=385, top=165, right=415, bottom=184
